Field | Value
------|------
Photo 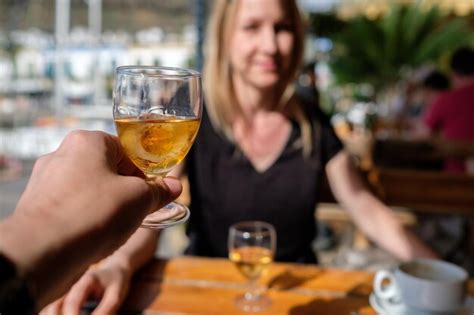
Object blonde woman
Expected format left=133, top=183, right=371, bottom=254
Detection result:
left=45, top=0, right=436, bottom=313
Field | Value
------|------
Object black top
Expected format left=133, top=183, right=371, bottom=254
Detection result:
left=185, top=102, right=342, bottom=263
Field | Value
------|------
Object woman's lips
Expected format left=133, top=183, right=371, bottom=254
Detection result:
left=256, top=61, right=278, bottom=71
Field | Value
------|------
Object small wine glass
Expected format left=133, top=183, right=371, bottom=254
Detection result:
left=113, top=65, right=202, bottom=229
left=228, top=221, right=276, bottom=312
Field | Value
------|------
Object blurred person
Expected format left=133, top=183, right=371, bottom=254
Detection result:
left=424, top=46, right=474, bottom=173
left=420, top=70, right=451, bottom=108
left=49, top=0, right=438, bottom=313
left=407, top=70, right=450, bottom=138
left=0, top=130, right=182, bottom=314
left=399, top=70, right=450, bottom=138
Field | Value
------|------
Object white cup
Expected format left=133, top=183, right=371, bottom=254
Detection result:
left=374, top=259, right=468, bottom=313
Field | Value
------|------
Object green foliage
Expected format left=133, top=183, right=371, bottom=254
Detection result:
left=329, top=3, right=471, bottom=89
left=307, top=13, right=348, bottom=38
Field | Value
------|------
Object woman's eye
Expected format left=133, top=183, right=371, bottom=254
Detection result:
left=243, top=24, right=258, bottom=31
left=275, top=23, right=291, bottom=32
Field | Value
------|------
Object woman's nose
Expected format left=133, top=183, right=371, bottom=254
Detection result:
left=259, top=27, right=278, bottom=54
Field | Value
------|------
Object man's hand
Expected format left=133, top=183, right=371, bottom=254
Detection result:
left=0, top=130, right=182, bottom=309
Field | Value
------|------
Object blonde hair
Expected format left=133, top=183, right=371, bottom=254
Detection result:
left=203, top=0, right=313, bottom=156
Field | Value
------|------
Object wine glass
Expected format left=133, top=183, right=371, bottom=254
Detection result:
left=113, top=66, right=202, bottom=229
left=228, top=221, right=276, bottom=312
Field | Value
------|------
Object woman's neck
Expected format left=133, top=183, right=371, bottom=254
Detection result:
left=232, top=76, right=277, bottom=119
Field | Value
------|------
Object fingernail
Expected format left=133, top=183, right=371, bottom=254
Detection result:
left=163, top=177, right=182, bottom=195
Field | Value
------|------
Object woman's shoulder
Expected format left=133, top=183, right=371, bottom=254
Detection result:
left=195, top=103, right=232, bottom=147
left=299, top=98, right=332, bottom=128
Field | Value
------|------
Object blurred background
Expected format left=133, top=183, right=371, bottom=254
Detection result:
left=1, top=0, right=474, bottom=271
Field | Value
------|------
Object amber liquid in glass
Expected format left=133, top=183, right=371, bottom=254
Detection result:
left=115, top=115, right=200, bottom=176
left=229, top=246, right=273, bottom=280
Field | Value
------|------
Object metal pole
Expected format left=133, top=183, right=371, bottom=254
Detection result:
left=193, top=0, right=206, bottom=71
left=88, top=0, right=103, bottom=105
left=54, top=0, right=70, bottom=119
left=88, top=0, right=102, bottom=35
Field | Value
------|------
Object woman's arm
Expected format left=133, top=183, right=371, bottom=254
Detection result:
left=325, top=151, right=437, bottom=261
left=43, top=224, right=160, bottom=314
left=104, top=228, right=159, bottom=275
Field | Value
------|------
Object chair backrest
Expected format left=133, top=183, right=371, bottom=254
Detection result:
left=368, top=167, right=474, bottom=216
left=373, top=138, right=474, bottom=169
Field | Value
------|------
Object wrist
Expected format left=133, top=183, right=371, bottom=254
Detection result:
left=102, top=252, right=135, bottom=275
left=107, top=228, right=158, bottom=273
left=0, top=214, right=53, bottom=307
left=0, top=210, right=97, bottom=309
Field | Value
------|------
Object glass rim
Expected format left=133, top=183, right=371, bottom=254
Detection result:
left=116, top=65, right=200, bottom=78
left=229, top=221, right=276, bottom=236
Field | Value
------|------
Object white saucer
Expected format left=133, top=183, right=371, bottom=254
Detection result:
left=369, top=293, right=472, bottom=315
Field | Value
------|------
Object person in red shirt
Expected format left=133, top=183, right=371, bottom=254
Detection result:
left=424, top=46, right=474, bottom=173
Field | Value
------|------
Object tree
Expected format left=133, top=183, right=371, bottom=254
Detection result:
left=329, top=4, right=472, bottom=91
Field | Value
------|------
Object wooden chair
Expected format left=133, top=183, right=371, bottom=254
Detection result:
left=373, top=137, right=474, bottom=173
left=367, top=167, right=474, bottom=216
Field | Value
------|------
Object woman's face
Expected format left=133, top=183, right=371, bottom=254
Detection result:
left=228, top=0, right=295, bottom=91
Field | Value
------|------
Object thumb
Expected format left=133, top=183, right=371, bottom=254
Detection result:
left=162, top=176, right=183, bottom=200
left=100, top=176, right=183, bottom=248
left=148, top=176, right=183, bottom=212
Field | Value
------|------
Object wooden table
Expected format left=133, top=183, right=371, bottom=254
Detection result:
left=117, top=256, right=468, bottom=314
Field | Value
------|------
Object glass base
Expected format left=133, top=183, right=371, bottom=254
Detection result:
left=234, top=293, right=271, bottom=312
left=141, top=202, right=190, bottom=229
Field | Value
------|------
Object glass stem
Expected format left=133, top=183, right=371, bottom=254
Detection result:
left=245, top=278, right=263, bottom=301
left=145, top=173, right=165, bottom=181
